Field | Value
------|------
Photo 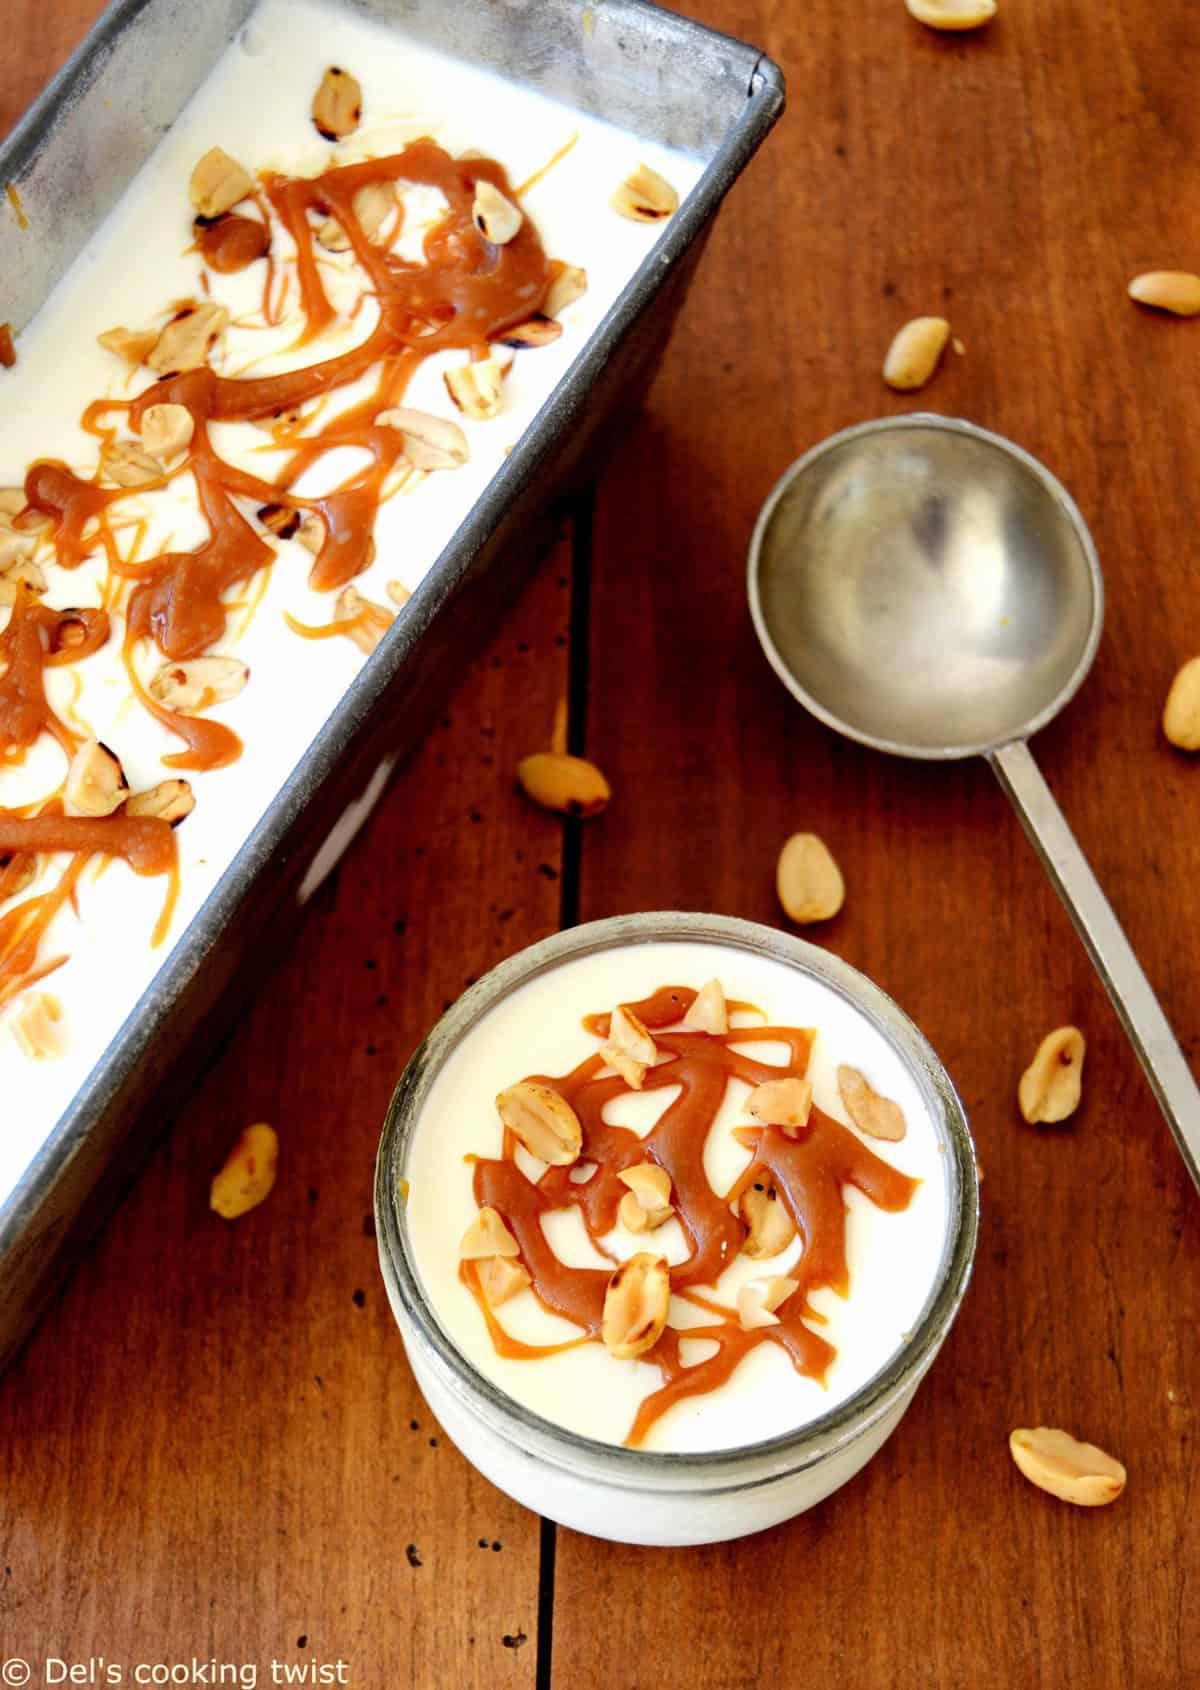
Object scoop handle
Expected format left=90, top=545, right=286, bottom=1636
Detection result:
left=989, top=739, right=1200, bottom=1184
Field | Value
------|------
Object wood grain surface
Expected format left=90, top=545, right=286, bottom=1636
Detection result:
left=3, top=3, right=1199, bottom=1688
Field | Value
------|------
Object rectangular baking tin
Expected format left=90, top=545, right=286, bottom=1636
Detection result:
left=0, top=0, right=783, bottom=1366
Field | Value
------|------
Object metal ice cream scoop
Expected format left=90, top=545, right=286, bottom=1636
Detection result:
left=748, top=414, right=1200, bottom=1183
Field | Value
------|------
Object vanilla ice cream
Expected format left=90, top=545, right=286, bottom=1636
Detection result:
left=0, top=0, right=704, bottom=1200
left=405, top=937, right=949, bottom=1453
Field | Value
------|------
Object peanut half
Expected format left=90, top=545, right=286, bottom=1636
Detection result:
left=140, top=402, right=194, bottom=460
left=601, top=1252, right=670, bottom=1359
left=100, top=440, right=163, bottom=488
left=210, top=1122, right=278, bottom=1220
left=312, top=66, right=363, bottom=140
left=125, top=779, right=196, bottom=825
left=905, top=0, right=996, bottom=29
left=473, top=180, right=523, bottom=245
left=149, top=655, right=249, bottom=713
left=148, top=303, right=229, bottom=376
left=516, top=752, right=610, bottom=818
left=737, top=1276, right=798, bottom=1332
left=1009, top=1427, right=1126, bottom=1507
left=316, top=180, right=397, bottom=251
left=496, top=1080, right=583, bottom=1166
left=64, top=739, right=129, bottom=818
left=602, top=1005, right=657, bottom=1095
left=746, top=1077, right=813, bottom=1133
left=1128, top=271, right=1200, bottom=318
left=883, top=316, right=952, bottom=391
left=97, top=326, right=158, bottom=366
left=837, top=1064, right=907, bottom=1141
left=776, top=831, right=845, bottom=923
left=375, top=407, right=470, bottom=471
left=611, top=164, right=678, bottom=223
left=477, top=1256, right=531, bottom=1308
left=459, top=1205, right=521, bottom=1260
left=681, top=977, right=728, bottom=1035
left=335, top=586, right=393, bottom=656
left=189, top=147, right=254, bottom=219
left=1018, top=1026, right=1085, bottom=1124
left=10, top=992, right=63, bottom=1060
left=544, top=264, right=588, bottom=319
left=739, top=1182, right=796, bottom=1258
left=1163, top=656, right=1200, bottom=750
left=444, top=355, right=505, bottom=421
left=617, top=1164, right=674, bottom=1233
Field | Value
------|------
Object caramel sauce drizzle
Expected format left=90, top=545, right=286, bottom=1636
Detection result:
left=464, top=985, right=919, bottom=1448
left=0, top=138, right=547, bottom=1009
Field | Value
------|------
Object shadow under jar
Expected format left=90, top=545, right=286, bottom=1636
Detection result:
left=374, top=912, right=979, bottom=1546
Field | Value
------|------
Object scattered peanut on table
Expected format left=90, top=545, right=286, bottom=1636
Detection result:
left=1009, top=1426, right=1126, bottom=1507
left=776, top=831, right=845, bottom=923
left=905, top=0, right=996, bottom=29
left=1128, top=271, right=1200, bottom=318
left=1163, top=656, right=1200, bottom=750
left=210, top=1123, right=278, bottom=1220
left=516, top=752, right=611, bottom=818
left=1018, top=1026, right=1085, bottom=1123
left=883, top=316, right=952, bottom=391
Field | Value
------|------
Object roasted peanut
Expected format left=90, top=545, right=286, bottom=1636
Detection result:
left=477, top=1255, right=531, bottom=1307
left=97, top=326, right=158, bottom=365
left=739, top=1182, right=796, bottom=1258
left=617, top=1164, right=674, bottom=1233
left=10, top=992, right=63, bottom=1060
left=100, top=440, right=163, bottom=487
left=1018, top=1026, right=1085, bottom=1124
left=443, top=355, right=505, bottom=421
left=375, top=406, right=470, bottom=471
left=210, top=1122, right=278, bottom=1219
left=496, top=1080, right=583, bottom=1166
left=257, top=503, right=301, bottom=540
left=124, top=779, right=196, bottom=825
left=147, top=303, right=229, bottom=375
left=149, top=655, right=249, bottom=713
left=335, top=586, right=393, bottom=656
left=737, top=1275, right=798, bottom=1332
left=473, top=180, right=523, bottom=245
left=611, top=164, right=678, bottom=223
left=601, top=1252, right=670, bottom=1359
left=746, top=1076, right=813, bottom=1131
left=459, top=1205, right=521, bottom=1260
left=312, top=66, right=363, bottom=140
left=776, top=831, right=845, bottom=923
left=139, top=402, right=194, bottom=459
left=905, top=0, right=996, bottom=28
left=1009, top=1427, right=1126, bottom=1507
left=681, top=977, right=728, bottom=1035
left=1128, top=271, right=1200, bottom=317
left=64, top=739, right=129, bottom=818
left=1163, top=656, right=1200, bottom=750
left=837, top=1064, right=907, bottom=1141
left=501, top=316, right=563, bottom=350
left=386, top=580, right=411, bottom=609
left=516, top=752, right=610, bottom=817
left=883, top=316, right=952, bottom=391
left=189, top=147, right=254, bottom=219
left=295, top=513, right=326, bottom=555
left=544, top=263, right=588, bottom=319
left=316, top=180, right=396, bottom=250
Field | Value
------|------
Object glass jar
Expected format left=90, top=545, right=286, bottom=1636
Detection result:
left=374, top=911, right=979, bottom=1546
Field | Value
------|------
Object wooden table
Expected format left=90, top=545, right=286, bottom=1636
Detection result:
left=3, top=3, right=1198, bottom=1685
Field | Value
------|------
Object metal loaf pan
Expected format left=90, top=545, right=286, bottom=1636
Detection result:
left=0, top=0, right=784, bottom=1366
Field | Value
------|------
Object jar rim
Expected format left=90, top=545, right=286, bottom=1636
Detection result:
left=374, top=911, right=979, bottom=1491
